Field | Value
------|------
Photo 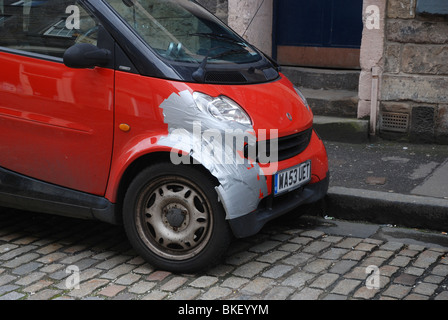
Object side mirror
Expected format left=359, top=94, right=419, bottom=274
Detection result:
left=63, top=43, right=111, bottom=69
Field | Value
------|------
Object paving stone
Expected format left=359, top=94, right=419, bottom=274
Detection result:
left=2, top=253, right=40, bottom=268
left=98, top=284, right=126, bottom=297
left=383, top=285, right=412, bottom=299
left=0, top=245, right=37, bottom=261
left=394, top=273, right=418, bottom=286
left=36, top=243, right=64, bottom=255
left=256, top=251, right=289, bottom=263
left=146, top=271, right=171, bottom=281
left=67, top=279, right=109, bottom=298
left=344, top=266, right=370, bottom=280
left=12, top=262, right=42, bottom=276
left=302, top=241, right=332, bottom=254
left=249, top=241, right=281, bottom=253
left=142, top=290, right=168, bottom=300
left=342, top=250, right=367, bottom=261
left=379, top=265, right=399, bottom=278
left=282, top=252, right=314, bottom=266
left=189, top=276, right=219, bottom=288
left=389, top=255, right=412, bottom=267
left=353, top=286, right=378, bottom=299
left=303, top=259, right=333, bottom=273
left=413, top=283, right=438, bottom=296
left=288, top=236, right=312, bottom=245
left=291, top=287, right=323, bottom=300
left=300, top=230, right=325, bottom=239
left=221, top=276, right=249, bottom=289
left=200, top=286, right=232, bottom=300
left=404, top=293, right=429, bottom=300
left=14, top=272, right=45, bottom=286
left=320, top=248, right=349, bottom=260
left=309, top=273, right=340, bottom=289
left=329, top=260, right=357, bottom=274
left=0, top=275, right=17, bottom=286
left=0, top=291, right=25, bottom=300
left=168, top=288, right=201, bottom=300
left=335, top=238, right=363, bottom=249
left=232, top=261, right=269, bottom=278
left=431, top=264, right=448, bottom=277
left=0, top=284, right=19, bottom=296
left=371, top=250, right=395, bottom=259
left=278, top=243, right=301, bottom=252
left=264, top=286, right=295, bottom=300
left=22, top=280, right=53, bottom=293
left=282, top=271, right=315, bottom=288
left=331, top=279, right=362, bottom=295
left=262, top=264, right=293, bottom=279
left=435, top=291, right=448, bottom=300
left=27, top=289, right=62, bottom=300
left=413, top=250, right=443, bottom=268
left=379, top=242, right=404, bottom=252
left=101, top=264, right=136, bottom=280
left=128, top=281, right=156, bottom=294
left=405, top=266, right=425, bottom=276
left=115, top=273, right=141, bottom=286
left=96, top=256, right=131, bottom=270
left=241, top=277, right=274, bottom=295
left=160, top=276, right=189, bottom=291
left=423, top=275, right=445, bottom=284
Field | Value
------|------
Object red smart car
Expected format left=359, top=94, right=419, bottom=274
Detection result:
left=0, top=0, right=329, bottom=272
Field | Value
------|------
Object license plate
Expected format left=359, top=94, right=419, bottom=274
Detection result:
left=274, top=161, right=311, bottom=196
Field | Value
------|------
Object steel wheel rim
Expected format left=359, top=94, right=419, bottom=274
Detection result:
left=135, top=176, right=214, bottom=261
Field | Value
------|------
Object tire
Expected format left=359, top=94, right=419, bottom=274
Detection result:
left=122, top=163, right=232, bottom=273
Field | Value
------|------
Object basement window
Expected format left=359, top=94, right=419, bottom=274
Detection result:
left=417, top=0, right=448, bottom=16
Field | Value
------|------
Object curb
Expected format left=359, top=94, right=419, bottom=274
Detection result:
left=314, top=116, right=370, bottom=143
left=319, top=187, right=448, bottom=233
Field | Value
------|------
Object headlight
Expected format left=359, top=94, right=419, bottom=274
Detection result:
left=294, top=86, right=311, bottom=112
left=193, top=92, right=252, bottom=126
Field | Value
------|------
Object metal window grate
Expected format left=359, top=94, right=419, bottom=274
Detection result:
left=380, top=112, right=409, bottom=133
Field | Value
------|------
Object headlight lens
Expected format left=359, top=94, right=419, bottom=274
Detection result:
left=294, top=86, right=311, bottom=112
left=193, top=92, right=252, bottom=125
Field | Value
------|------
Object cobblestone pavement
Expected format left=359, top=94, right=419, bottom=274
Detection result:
left=0, top=207, right=448, bottom=301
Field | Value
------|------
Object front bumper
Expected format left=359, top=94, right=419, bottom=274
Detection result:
left=228, top=172, right=330, bottom=238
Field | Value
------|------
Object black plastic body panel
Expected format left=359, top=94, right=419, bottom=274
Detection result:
left=0, top=166, right=118, bottom=225
left=228, top=173, right=330, bottom=239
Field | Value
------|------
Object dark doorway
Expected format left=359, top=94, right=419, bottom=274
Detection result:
left=273, top=0, right=363, bottom=69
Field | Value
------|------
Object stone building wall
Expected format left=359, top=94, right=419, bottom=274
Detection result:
left=196, top=0, right=229, bottom=23
left=378, top=0, right=448, bottom=143
left=197, top=0, right=273, bottom=56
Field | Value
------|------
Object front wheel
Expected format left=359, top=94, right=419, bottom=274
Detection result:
left=123, top=163, right=232, bottom=273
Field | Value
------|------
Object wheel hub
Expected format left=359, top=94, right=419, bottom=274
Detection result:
left=163, top=204, right=188, bottom=230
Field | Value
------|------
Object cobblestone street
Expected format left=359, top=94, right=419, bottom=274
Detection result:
left=0, top=207, right=447, bottom=301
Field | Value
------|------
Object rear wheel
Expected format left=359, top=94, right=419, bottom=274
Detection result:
left=123, top=163, right=232, bottom=273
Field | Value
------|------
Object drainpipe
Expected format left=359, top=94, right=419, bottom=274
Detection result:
left=370, top=66, right=380, bottom=136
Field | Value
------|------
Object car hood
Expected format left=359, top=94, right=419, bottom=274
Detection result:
left=190, top=75, right=313, bottom=138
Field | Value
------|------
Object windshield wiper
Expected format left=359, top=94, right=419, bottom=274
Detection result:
left=189, top=32, right=246, bottom=46
left=192, top=48, right=249, bottom=83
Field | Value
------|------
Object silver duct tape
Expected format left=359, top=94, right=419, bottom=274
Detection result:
left=157, top=90, right=268, bottom=220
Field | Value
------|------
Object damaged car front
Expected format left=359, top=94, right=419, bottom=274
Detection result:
left=95, top=0, right=329, bottom=272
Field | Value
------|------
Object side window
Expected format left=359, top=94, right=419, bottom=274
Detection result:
left=0, top=0, right=100, bottom=58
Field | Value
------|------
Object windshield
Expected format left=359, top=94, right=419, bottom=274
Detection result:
left=104, top=0, right=261, bottom=65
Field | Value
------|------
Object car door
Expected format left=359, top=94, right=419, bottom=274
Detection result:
left=0, top=0, right=114, bottom=196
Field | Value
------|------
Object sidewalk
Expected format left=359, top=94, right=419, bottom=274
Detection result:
left=315, top=134, right=448, bottom=233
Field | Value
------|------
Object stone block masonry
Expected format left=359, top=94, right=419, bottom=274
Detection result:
left=378, top=0, right=448, bottom=144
